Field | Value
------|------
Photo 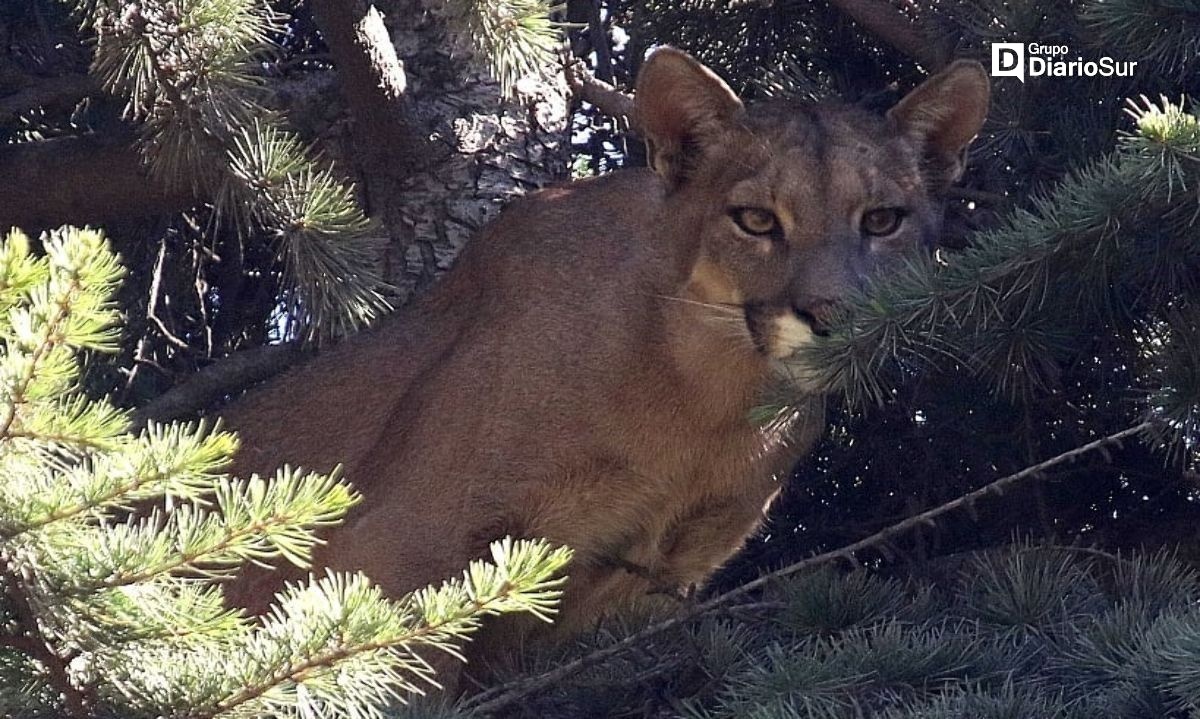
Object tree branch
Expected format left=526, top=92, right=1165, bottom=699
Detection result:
left=0, top=72, right=94, bottom=125
left=0, top=133, right=196, bottom=230
left=307, top=0, right=429, bottom=175
left=464, top=421, right=1153, bottom=715
left=565, top=58, right=635, bottom=128
left=130, top=343, right=311, bottom=427
left=584, top=0, right=614, bottom=84
left=826, top=0, right=954, bottom=70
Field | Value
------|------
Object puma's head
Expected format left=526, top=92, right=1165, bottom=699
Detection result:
left=635, top=48, right=989, bottom=389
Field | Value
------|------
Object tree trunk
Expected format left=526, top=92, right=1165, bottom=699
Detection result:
left=334, top=1, right=573, bottom=301
left=1, top=1, right=572, bottom=303
left=0, top=2, right=573, bottom=420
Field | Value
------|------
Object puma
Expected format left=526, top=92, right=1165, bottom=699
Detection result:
left=221, top=49, right=989, bottom=669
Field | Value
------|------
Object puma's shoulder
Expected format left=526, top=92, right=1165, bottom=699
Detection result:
left=494, top=168, right=663, bottom=234
left=447, top=167, right=689, bottom=323
left=222, top=170, right=671, bottom=481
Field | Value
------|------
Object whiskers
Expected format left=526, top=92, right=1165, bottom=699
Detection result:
left=653, top=294, right=742, bottom=313
left=653, top=294, right=748, bottom=339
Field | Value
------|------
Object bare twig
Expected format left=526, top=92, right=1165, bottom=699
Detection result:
left=565, top=58, right=635, bottom=128
left=464, top=421, right=1152, bottom=714
left=1014, top=543, right=1129, bottom=568
left=146, top=241, right=189, bottom=350
left=130, top=343, right=311, bottom=427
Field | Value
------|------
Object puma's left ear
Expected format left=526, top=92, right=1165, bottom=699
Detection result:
left=634, top=48, right=744, bottom=188
left=888, top=59, right=990, bottom=191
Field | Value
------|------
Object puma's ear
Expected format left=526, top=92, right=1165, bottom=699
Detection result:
left=888, top=59, right=990, bottom=191
left=634, top=48, right=744, bottom=187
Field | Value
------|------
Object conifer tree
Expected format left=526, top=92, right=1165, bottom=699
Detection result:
left=404, top=544, right=1200, bottom=717
left=5, top=0, right=1200, bottom=716
left=0, top=226, right=570, bottom=718
left=72, top=0, right=562, bottom=342
left=0, top=0, right=571, bottom=410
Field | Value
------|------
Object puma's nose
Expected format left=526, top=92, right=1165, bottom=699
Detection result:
left=792, top=299, right=836, bottom=336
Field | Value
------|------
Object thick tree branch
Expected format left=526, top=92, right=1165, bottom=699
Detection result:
left=585, top=0, right=615, bottom=84
left=130, top=343, right=311, bottom=427
left=307, top=0, right=428, bottom=175
left=826, top=0, right=953, bottom=69
left=464, top=421, right=1153, bottom=715
left=0, top=72, right=94, bottom=125
left=0, top=133, right=196, bottom=230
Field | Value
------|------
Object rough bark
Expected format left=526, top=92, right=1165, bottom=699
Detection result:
left=330, top=0, right=572, bottom=299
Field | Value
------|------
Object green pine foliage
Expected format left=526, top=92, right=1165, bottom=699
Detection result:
left=0, top=226, right=571, bottom=718
left=79, top=0, right=389, bottom=342
left=452, top=0, right=564, bottom=96
left=468, top=546, right=1200, bottom=718
left=67, top=0, right=566, bottom=340
left=7, top=1, right=1198, bottom=716
left=1081, top=0, right=1199, bottom=79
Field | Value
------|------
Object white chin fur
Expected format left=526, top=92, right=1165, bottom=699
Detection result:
left=769, top=312, right=815, bottom=359
left=767, top=313, right=822, bottom=392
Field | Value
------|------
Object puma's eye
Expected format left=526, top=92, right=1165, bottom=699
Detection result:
left=861, top=207, right=906, bottom=237
left=729, top=207, right=781, bottom=238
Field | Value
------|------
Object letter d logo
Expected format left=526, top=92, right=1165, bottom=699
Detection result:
left=991, top=43, right=1025, bottom=82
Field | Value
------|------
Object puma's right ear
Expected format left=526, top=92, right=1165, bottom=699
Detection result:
left=634, top=48, right=744, bottom=187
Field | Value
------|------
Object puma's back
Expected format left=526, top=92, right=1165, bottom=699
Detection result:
left=227, top=170, right=678, bottom=490
left=221, top=49, right=990, bottom=666
left=224, top=169, right=709, bottom=616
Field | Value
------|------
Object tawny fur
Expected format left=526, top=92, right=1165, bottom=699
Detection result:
left=218, top=49, right=989, bottom=675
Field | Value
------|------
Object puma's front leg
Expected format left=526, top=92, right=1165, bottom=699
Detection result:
left=655, top=486, right=782, bottom=595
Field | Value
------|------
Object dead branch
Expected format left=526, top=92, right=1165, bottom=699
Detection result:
left=565, top=58, right=635, bottom=128
left=463, top=420, right=1153, bottom=715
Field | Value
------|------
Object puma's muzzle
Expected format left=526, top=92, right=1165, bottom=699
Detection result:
left=744, top=304, right=821, bottom=360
